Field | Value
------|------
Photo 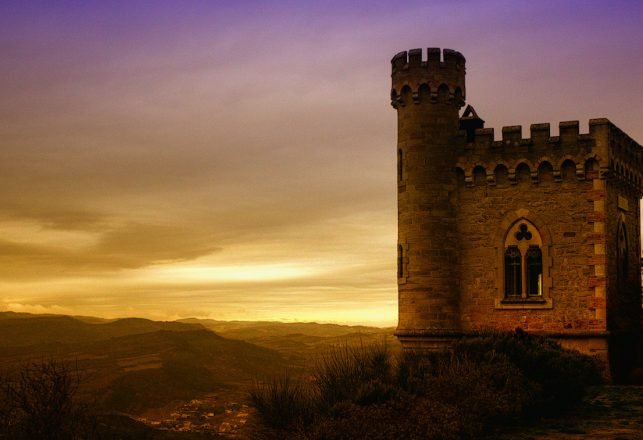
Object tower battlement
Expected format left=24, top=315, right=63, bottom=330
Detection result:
left=454, top=118, right=643, bottom=193
left=458, top=120, right=594, bottom=157
left=391, top=48, right=466, bottom=109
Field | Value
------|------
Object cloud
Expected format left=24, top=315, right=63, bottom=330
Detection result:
left=0, top=0, right=639, bottom=324
left=0, top=204, right=108, bottom=231
left=94, top=222, right=223, bottom=267
left=1, top=301, right=74, bottom=316
left=0, top=221, right=223, bottom=278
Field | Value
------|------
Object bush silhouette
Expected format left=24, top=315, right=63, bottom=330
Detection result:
left=0, top=359, right=95, bottom=440
left=250, top=373, right=315, bottom=431
left=452, top=330, right=602, bottom=414
left=314, top=341, right=395, bottom=409
left=251, top=330, right=602, bottom=439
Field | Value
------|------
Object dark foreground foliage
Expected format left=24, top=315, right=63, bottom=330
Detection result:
left=0, top=359, right=97, bottom=440
left=251, top=330, right=602, bottom=440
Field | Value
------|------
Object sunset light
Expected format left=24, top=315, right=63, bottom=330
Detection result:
left=141, top=263, right=319, bottom=283
left=0, top=2, right=641, bottom=438
left=1, top=0, right=641, bottom=327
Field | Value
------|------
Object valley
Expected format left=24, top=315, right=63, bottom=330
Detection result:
left=0, top=312, right=395, bottom=437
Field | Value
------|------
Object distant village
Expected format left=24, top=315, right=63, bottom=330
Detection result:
left=135, top=395, right=250, bottom=436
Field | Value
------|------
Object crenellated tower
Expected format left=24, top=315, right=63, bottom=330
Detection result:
left=388, top=46, right=642, bottom=378
left=391, top=48, right=466, bottom=348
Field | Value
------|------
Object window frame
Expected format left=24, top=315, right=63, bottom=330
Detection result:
left=397, top=242, right=409, bottom=284
left=494, top=214, right=553, bottom=309
left=504, top=245, right=522, bottom=298
left=525, top=245, right=543, bottom=297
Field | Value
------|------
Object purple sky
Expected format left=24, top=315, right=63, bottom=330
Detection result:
left=0, top=0, right=641, bottom=325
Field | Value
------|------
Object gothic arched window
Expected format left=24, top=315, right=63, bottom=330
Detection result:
left=503, top=221, right=543, bottom=299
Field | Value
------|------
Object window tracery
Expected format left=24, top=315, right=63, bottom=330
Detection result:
left=503, top=221, right=544, bottom=300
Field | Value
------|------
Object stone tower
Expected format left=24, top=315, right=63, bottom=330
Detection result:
left=391, top=48, right=466, bottom=348
left=389, top=47, right=642, bottom=380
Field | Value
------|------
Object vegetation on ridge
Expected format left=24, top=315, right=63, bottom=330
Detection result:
left=251, top=330, right=603, bottom=440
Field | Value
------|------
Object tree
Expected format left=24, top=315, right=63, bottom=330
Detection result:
left=0, top=359, right=95, bottom=439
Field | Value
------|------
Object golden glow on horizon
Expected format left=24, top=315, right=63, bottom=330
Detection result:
left=260, top=306, right=398, bottom=328
left=140, top=262, right=319, bottom=283
left=0, top=1, right=641, bottom=326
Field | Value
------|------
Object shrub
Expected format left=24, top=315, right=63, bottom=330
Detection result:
left=0, top=359, right=96, bottom=440
left=394, top=349, right=533, bottom=439
left=396, top=349, right=447, bottom=395
left=429, top=354, right=531, bottom=435
left=252, top=331, right=601, bottom=439
left=250, top=373, right=314, bottom=430
left=314, top=341, right=394, bottom=409
left=452, top=329, right=603, bottom=414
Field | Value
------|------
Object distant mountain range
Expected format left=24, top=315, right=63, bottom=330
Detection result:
left=0, top=312, right=200, bottom=347
left=179, top=317, right=398, bottom=365
left=0, top=312, right=282, bottom=413
left=0, top=312, right=396, bottom=415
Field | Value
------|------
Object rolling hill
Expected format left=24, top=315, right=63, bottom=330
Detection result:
left=179, top=317, right=399, bottom=363
left=0, top=313, right=286, bottom=414
left=0, top=312, right=396, bottom=436
left=0, top=312, right=202, bottom=347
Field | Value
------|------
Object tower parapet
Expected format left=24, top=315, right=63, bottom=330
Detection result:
left=454, top=119, right=643, bottom=195
left=391, top=48, right=466, bottom=109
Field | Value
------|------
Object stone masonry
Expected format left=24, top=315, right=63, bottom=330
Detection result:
left=391, top=47, right=643, bottom=379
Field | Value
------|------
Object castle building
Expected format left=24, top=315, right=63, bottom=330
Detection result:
left=391, top=48, right=642, bottom=380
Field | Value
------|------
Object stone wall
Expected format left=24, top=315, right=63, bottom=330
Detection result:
left=393, top=48, right=466, bottom=335
left=456, top=165, right=600, bottom=334
left=604, top=123, right=642, bottom=337
left=453, top=119, right=642, bottom=341
left=390, top=49, right=643, bottom=371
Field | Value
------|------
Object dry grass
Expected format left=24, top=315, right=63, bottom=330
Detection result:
left=251, top=330, right=603, bottom=440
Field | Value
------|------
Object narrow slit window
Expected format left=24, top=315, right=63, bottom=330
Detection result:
left=617, top=222, right=628, bottom=283
left=398, top=149, right=403, bottom=181
left=398, top=244, right=404, bottom=278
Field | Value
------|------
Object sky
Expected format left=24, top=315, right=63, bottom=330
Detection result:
left=1, top=0, right=641, bottom=326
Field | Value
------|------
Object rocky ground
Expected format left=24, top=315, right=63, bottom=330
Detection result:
left=496, top=386, right=643, bottom=440
left=225, top=385, right=643, bottom=439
